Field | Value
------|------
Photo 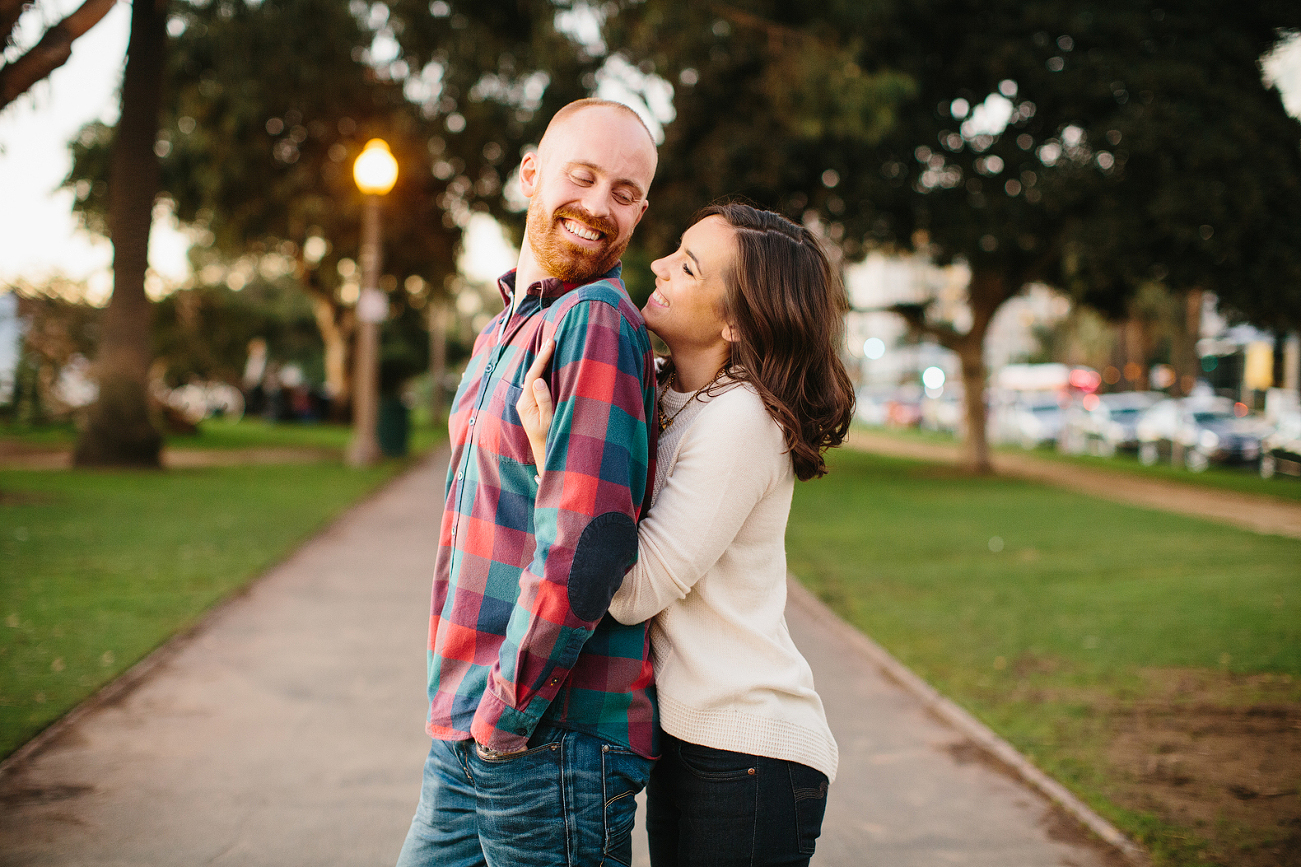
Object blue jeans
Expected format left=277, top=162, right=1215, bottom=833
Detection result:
left=395, top=725, right=653, bottom=867
left=646, top=734, right=829, bottom=867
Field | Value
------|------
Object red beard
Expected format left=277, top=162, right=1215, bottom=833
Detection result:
left=526, top=200, right=627, bottom=284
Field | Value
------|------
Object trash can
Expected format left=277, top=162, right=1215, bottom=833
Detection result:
left=377, top=394, right=410, bottom=457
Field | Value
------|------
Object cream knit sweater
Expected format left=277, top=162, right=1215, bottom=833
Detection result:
left=609, top=381, right=838, bottom=782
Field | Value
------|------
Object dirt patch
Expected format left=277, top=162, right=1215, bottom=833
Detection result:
left=0, top=783, right=94, bottom=808
left=1104, top=670, right=1301, bottom=866
left=162, top=446, right=338, bottom=467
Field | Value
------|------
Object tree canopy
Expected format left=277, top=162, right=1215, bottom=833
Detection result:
left=64, top=0, right=600, bottom=418
left=602, top=0, right=1301, bottom=469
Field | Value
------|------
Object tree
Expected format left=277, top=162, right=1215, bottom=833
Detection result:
left=66, top=0, right=600, bottom=420
left=0, top=0, right=117, bottom=112
left=1046, top=5, right=1301, bottom=393
left=73, top=0, right=167, bottom=466
left=604, top=0, right=1301, bottom=471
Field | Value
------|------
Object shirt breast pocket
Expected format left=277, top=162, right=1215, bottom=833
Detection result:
left=483, top=379, right=539, bottom=471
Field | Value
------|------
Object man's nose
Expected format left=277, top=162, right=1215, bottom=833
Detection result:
left=579, top=183, right=614, bottom=221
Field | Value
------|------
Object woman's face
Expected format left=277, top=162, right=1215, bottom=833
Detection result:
left=643, top=215, right=737, bottom=354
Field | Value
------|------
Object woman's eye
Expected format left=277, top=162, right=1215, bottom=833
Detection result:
left=682, top=263, right=694, bottom=277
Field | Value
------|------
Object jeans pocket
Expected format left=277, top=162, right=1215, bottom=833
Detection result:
left=601, top=744, right=653, bottom=867
left=676, top=740, right=758, bottom=782
left=471, top=725, right=565, bottom=765
left=789, top=763, right=829, bottom=856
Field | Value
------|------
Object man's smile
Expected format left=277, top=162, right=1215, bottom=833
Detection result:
left=562, top=218, right=603, bottom=242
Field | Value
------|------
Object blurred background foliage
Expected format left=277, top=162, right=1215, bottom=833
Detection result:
left=4, top=0, right=1300, bottom=461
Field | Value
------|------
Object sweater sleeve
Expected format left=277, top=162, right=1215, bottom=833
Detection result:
left=608, top=387, right=786, bottom=626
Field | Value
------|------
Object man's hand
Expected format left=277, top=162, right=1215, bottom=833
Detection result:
left=516, top=339, right=555, bottom=472
left=474, top=741, right=531, bottom=762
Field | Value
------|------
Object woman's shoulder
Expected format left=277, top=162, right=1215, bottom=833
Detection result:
left=697, top=380, right=784, bottom=443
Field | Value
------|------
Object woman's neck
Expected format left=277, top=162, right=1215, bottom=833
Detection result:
left=667, top=344, right=730, bottom=392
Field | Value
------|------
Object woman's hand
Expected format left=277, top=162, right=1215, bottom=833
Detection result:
left=516, top=339, right=555, bottom=471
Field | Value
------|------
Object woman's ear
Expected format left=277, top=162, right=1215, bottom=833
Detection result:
left=721, top=322, right=739, bottom=344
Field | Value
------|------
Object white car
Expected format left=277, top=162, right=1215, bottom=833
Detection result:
left=1136, top=396, right=1268, bottom=472
left=1061, top=391, right=1163, bottom=457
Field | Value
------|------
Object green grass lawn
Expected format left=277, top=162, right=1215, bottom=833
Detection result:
left=167, top=415, right=443, bottom=454
left=0, top=421, right=442, bottom=760
left=1, top=413, right=442, bottom=456
left=788, top=448, right=1300, bottom=866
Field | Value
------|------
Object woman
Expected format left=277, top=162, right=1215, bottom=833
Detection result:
left=519, top=202, right=855, bottom=867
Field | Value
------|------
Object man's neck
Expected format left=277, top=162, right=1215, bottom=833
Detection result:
left=513, top=246, right=546, bottom=309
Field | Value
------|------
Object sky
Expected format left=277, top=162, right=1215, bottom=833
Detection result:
left=2, top=4, right=1300, bottom=306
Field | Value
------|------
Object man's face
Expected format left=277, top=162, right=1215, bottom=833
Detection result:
left=521, top=107, right=657, bottom=284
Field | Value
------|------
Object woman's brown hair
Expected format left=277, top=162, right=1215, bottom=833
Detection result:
left=696, top=202, right=856, bottom=480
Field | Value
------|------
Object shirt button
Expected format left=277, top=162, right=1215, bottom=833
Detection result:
left=456, top=471, right=464, bottom=480
left=486, top=363, right=494, bottom=372
left=468, top=417, right=475, bottom=426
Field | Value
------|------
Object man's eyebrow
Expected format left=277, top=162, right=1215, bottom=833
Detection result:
left=567, top=160, right=646, bottom=200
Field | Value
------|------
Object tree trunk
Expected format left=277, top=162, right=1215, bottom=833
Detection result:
left=956, top=336, right=990, bottom=472
left=953, top=268, right=1009, bottom=474
left=1171, top=288, right=1204, bottom=396
left=309, top=293, right=354, bottom=422
left=74, top=0, right=166, bottom=467
left=894, top=266, right=1010, bottom=474
left=299, top=261, right=354, bottom=422
left=1123, top=316, right=1149, bottom=390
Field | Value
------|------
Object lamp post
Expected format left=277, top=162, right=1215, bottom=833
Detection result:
left=348, top=138, right=398, bottom=467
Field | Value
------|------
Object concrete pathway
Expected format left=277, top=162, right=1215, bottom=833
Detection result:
left=0, top=449, right=1131, bottom=866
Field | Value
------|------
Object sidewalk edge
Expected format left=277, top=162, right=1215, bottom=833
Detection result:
left=786, top=575, right=1150, bottom=866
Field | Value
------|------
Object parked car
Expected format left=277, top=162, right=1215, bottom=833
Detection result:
left=992, top=393, right=1064, bottom=449
left=1260, top=410, right=1301, bottom=479
left=1060, top=391, right=1163, bottom=457
left=920, top=389, right=965, bottom=434
left=855, top=385, right=924, bottom=428
left=1136, top=396, right=1268, bottom=471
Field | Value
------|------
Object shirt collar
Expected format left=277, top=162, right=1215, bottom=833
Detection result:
left=496, top=262, right=625, bottom=310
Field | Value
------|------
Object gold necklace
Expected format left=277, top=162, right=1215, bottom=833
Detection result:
left=657, top=369, right=724, bottom=433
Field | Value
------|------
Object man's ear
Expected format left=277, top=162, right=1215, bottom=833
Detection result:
left=519, top=151, right=540, bottom=198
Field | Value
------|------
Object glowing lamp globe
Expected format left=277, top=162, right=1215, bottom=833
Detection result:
left=353, top=139, right=398, bottom=195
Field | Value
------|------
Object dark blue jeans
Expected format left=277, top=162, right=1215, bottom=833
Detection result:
left=646, top=733, right=829, bottom=867
left=395, top=725, right=652, bottom=867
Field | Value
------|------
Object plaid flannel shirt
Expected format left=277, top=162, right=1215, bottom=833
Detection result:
left=425, top=264, right=660, bottom=758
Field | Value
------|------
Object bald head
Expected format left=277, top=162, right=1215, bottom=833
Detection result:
left=536, top=99, right=658, bottom=174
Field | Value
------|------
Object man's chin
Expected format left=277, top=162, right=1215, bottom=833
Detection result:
left=541, top=247, right=620, bottom=284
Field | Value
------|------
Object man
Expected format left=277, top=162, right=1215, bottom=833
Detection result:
left=396, top=99, right=660, bottom=867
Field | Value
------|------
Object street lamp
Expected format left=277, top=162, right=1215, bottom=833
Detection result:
left=348, top=138, right=399, bottom=467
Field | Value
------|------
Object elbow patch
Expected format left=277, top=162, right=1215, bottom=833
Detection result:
left=568, top=512, right=639, bottom=623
